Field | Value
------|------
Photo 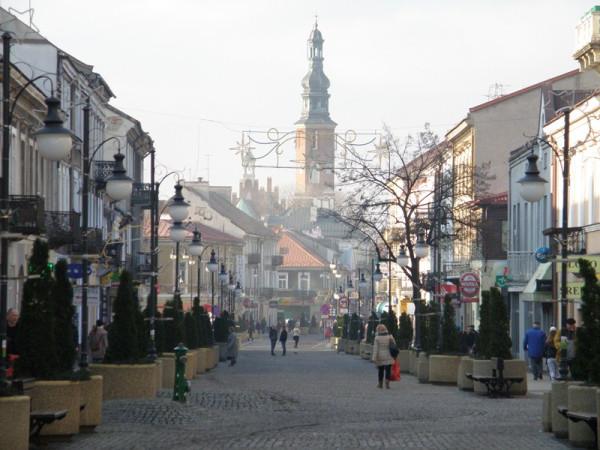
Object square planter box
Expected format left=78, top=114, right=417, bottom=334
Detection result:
left=212, top=345, right=219, bottom=367
left=331, top=337, right=340, bottom=351
left=472, top=359, right=527, bottom=396
left=300, top=327, right=309, bottom=336
left=417, top=353, right=429, bottom=383
left=185, top=350, right=197, bottom=380
left=217, top=342, right=228, bottom=362
left=159, top=353, right=175, bottom=389
left=457, top=356, right=474, bottom=391
left=0, top=395, right=29, bottom=450
left=542, top=391, right=552, bottom=433
left=338, top=338, right=346, bottom=352
left=551, top=381, right=570, bottom=439
left=567, top=384, right=597, bottom=448
left=31, top=380, right=81, bottom=437
left=154, top=359, right=163, bottom=393
left=196, top=348, right=208, bottom=374
left=398, top=350, right=410, bottom=373
left=409, top=350, right=417, bottom=375
left=362, top=343, right=373, bottom=360
left=90, top=363, right=157, bottom=400
left=428, top=355, right=461, bottom=385
left=79, top=375, right=103, bottom=432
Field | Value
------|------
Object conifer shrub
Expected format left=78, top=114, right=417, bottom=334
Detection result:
left=16, top=239, right=59, bottom=378
left=420, top=302, right=440, bottom=354
left=397, top=312, right=413, bottom=350
left=440, top=296, right=459, bottom=354
left=349, top=313, right=360, bottom=340
left=105, top=271, right=142, bottom=363
left=385, top=309, right=399, bottom=343
left=132, top=286, right=147, bottom=360
left=572, top=259, right=600, bottom=384
left=341, top=314, right=349, bottom=339
left=478, top=288, right=511, bottom=359
left=163, top=293, right=185, bottom=352
left=366, top=312, right=378, bottom=344
left=213, top=311, right=230, bottom=343
left=184, top=312, right=199, bottom=349
left=52, top=259, right=76, bottom=373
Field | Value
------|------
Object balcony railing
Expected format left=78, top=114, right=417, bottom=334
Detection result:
left=247, top=253, right=261, bottom=265
left=93, top=160, right=115, bottom=189
left=72, top=228, right=104, bottom=255
left=131, top=183, right=153, bottom=208
left=6, top=195, right=45, bottom=235
left=274, top=289, right=316, bottom=299
left=507, top=251, right=537, bottom=283
left=259, top=287, right=274, bottom=298
left=44, top=211, right=81, bottom=249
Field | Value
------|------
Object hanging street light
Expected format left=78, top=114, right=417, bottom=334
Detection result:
left=105, top=151, right=134, bottom=201
left=414, top=230, right=430, bottom=259
left=188, top=228, right=203, bottom=257
left=170, top=221, right=187, bottom=242
left=34, top=96, right=74, bottom=161
left=373, top=263, right=383, bottom=282
left=359, top=272, right=368, bottom=289
left=518, top=153, right=547, bottom=203
left=168, top=183, right=190, bottom=222
left=397, top=245, right=410, bottom=266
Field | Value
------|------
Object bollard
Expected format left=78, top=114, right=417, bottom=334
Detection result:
left=173, top=343, right=190, bottom=402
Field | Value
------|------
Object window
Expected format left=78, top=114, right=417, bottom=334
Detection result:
left=278, top=272, right=288, bottom=289
left=299, top=272, right=310, bottom=291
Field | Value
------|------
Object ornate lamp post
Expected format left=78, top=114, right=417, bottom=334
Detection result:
left=358, top=271, right=367, bottom=318
left=518, top=110, right=571, bottom=379
left=218, top=263, right=228, bottom=312
left=207, top=250, right=218, bottom=316
left=372, top=262, right=383, bottom=312
left=0, top=32, right=74, bottom=388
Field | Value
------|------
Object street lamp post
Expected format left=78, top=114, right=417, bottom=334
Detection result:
left=358, top=271, right=367, bottom=318
left=0, top=32, right=73, bottom=389
left=79, top=100, right=133, bottom=369
left=188, top=228, right=204, bottom=304
left=219, top=263, right=228, bottom=312
left=372, top=261, right=383, bottom=312
left=412, top=229, right=430, bottom=351
left=207, top=249, right=218, bottom=315
left=518, top=109, right=571, bottom=379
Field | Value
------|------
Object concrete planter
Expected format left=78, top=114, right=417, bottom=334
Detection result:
left=362, top=343, right=373, bottom=360
left=217, top=342, right=228, bottom=362
left=417, top=353, right=429, bottom=383
left=300, top=327, right=309, bottom=336
left=542, top=391, right=552, bottom=433
left=331, top=337, right=340, bottom=351
left=472, top=359, right=492, bottom=395
left=551, top=381, right=570, bottom=439
left=339, top=338, right=347, bottom=352
left=185, top=350, right=197, bottom=380
left=0, top=395, right=29, bottom=450
left=429, top=355, right=461, bottom=385
left=457, top=356, right=474, bottom=391
left=31, top=380, right=80, bottom=437
left=159, top=353, right=175, bottom=389
left=154, top=360, right=163, bottom=393
left=90, top=363, right=156, bottom=400
left=409, top=350, right=417, bottom=375
left=568, top=384, right=597, bottom=448
left=196, top=348, right=208, bottom=374
left=79, top=375, right=103, bottom=432
left=344, top=339, right=355, bottom=354
left=398, top=350, right=410, bottom=373
left=212, top=345, right=219, bottom=367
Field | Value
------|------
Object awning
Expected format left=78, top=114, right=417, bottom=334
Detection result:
left=521, top=262, right=552, bottom=302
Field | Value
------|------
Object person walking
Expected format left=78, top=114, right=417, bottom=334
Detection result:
left=227, top=326, right=239, bottom=366
left=88, top=320, right=108, bottom=363
left=269, top=326, right=278, bottom=356
left=523, top=321, right=546, bottom=380
left=248, top=322, right=254, bottom=342
left=544, top=326, right=559, bottom=381
left=279, top=326, right=288, bottom=356
left=292, top=325, right=300, bottom=352
left=372, top=324, right=396, bottom=389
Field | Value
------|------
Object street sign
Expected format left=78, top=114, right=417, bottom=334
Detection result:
left=495, top=275, right=507, bottom=288
left=460, top=272, right=480, bottom=299
left=67, top=263, right=92, bottom=279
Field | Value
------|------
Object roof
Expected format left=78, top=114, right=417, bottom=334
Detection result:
left=143, top=217, right=242, bottom=246
left=236, top=198, right=260, bottom=221
left=277, top=230, right=328, bottom=269
left=469, top=70, right=579, bottom=113
left=187, top=186, right=275, bottom=238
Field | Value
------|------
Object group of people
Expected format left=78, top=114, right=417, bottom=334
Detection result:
left=268, top=324, right=301, bottom=356
left=523, top=319, right=577, bottom=381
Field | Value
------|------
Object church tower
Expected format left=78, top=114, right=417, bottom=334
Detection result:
left=295, top=21, right=337, bottom=207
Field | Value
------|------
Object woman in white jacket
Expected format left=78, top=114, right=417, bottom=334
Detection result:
left=371, top=324, right=396, bottom=389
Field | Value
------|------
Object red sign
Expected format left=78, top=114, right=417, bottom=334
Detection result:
left=460, top=272, right=480, bottom=299
left=438, top=282, right=458, bottom=296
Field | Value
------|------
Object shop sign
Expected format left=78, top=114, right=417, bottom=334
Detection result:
left=460, top=272, right=480, bottom=300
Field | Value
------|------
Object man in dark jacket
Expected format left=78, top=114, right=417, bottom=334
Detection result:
left=269, top=326, right=278, bottom=356
left=523, top=321, right=546, bottom=380
left=279, top=327, right=288, bottom=356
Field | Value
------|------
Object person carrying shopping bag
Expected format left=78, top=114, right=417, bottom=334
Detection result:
left=371, top=324, right=397, bottom=389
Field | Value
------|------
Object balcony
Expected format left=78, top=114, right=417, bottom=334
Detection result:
left=72, top=228, right=104, bottom=255
left=247, top=253, right=261, bottom=265
left=543, top=227, right=586, bottom=255
left=507, top=251, right=536, bottom=284
left=44, top=211, right=81, bottom=249
left=131, top=183, right=153, bottom=209
left=6, top=195, right=45, bottom=235
left=274, top=289, right=317, bottom=299
left=93, top=160, right=115, bottom=190
left=259, top=287, right=274, bottom=299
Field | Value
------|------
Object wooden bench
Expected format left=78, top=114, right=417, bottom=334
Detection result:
left=30, top=410, right=68, bottom=444
left=465, top=358, right=523, bottom=398
left=558, top=406, right=598, bottom=447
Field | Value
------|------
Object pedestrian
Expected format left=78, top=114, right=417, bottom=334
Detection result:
left=544, top=326, right=559, bottom=381
left=563, top=318, right=577, bottom=376
left=6, top=307, right=19, bottom=356
left=279, top=326, right=288, bottom=356
left=523, top=321, right=546, bottom=380
left=292, top=325, right=300, bottom=351
left=464, top=325, right=478, bottom=355
left=269, top=326, right=278, bottom=355
left=88, top=320, right=108, bottom=363
left=248, top=322, right=254, bottom=342
left=372, top=323, right=396, bottom=389
left=227, top=326, right=238, bottom=366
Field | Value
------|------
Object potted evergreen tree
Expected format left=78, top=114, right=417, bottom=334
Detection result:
left=397, top=312, right=413, bottom=373
left=340, top=313, right=349, bottom=353
left=192, top=298, right=210, bottom=374
left=16, top=244, right=83, bottom=438
left=91, top=270, right=157, bottom=400
left=416, top=302, right=439, bottom=383
left=183, top=311, right=199, bottom=379
left=561, top=259, right=600, bottom=447
left=429, top=297, right=462, bottom=385
left=213, top=311, right=231, bottom=362
left=348, top=313, right=361, bottom=355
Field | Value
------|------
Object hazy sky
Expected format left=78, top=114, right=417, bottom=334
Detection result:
left=1, top=0, right=595, bottom=197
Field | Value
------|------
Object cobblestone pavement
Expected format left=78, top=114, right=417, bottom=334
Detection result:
left=51, top=335, right=569, bottom=449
